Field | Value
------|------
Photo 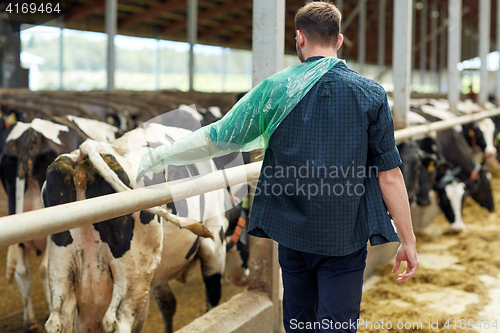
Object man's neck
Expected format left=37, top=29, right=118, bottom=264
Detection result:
left=303, top=48, right=338, bottom=60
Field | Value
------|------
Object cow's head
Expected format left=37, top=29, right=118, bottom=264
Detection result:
left=467, top=162, right=495, bottom=212
left=398, top=141, right=422, bottom=204
left=462, top=123, right=487, bottom=153
left=434, top=166, right=462, bottom=224
left=224, top=201, right=249, bottom=287
left=0, top=111, right=18, bottom=154
left=416, top=154, right=439, bottom=206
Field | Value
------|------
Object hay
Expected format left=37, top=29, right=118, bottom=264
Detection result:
left=358, top=179, right=500, bottom=333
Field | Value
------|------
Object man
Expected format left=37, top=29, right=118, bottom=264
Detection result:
left=248, top=3, right=417, bottom=332
left=137, top=2, right=417, bottom=332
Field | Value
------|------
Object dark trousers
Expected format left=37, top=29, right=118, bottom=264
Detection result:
left=279, top=244, right=367, bottom=333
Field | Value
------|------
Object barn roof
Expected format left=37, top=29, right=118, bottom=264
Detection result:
left=4, top=0, right=497, bottom=67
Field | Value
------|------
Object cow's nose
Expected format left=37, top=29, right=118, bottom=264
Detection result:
left=417, top=198, right=431, bottom=206
left=485, top=148, right=497, bottom=159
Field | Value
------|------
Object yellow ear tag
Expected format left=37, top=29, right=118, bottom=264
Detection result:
left=427, top=160, right=436, bottom=172
left=469, top=129, right=475, bottom=137
left=5, top=113, right=17, bottom=128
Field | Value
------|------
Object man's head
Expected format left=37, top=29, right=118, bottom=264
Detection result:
left=295, top=1, right=342, bottom=62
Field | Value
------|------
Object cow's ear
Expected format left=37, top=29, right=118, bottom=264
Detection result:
left=5, top=112, right=17, bottom=128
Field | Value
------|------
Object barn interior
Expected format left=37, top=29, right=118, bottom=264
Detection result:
left=0, top=0, right=500, bottom=332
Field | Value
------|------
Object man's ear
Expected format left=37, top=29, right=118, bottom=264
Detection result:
left=296, top=30, right=306, bottom=48
left=336, top=33, right=344, bottom=51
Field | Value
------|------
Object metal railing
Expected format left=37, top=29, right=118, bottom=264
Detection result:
left=1, top=107, right=500, bottom=247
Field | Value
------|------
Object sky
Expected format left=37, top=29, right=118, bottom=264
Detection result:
left=21, top=23, right=500, bottom=71
left=20, top=24, right=227, bottom=55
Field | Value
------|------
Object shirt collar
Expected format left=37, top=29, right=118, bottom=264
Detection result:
left=304, top=56, right=346, bottom=66
left=304, top=56, right=325, bottom=62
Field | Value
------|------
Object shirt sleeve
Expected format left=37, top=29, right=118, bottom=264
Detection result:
left=367, top=93, right=402, bottom=171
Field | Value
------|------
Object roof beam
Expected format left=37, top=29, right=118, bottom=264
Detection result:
left=65, top=0, right=128, bottom=22
left=119, top=0, right=185, bottom=30
left=342, top=0, right=368, bottom=32
left=198, top=16, right=252, bottom=40
left=65, top=0, right=105, bottom=21
left=163, top=0, right=251, bottom=35
left=228, top=29, right=252, bottom=43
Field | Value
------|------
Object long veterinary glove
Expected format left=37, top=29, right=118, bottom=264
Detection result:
left=136, top=145, right=167, bottom=180
left=136, top=126, right=220, bottom=181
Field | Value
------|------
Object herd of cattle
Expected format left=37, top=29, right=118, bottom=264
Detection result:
left=0, top=90, right=248, bottom=333
left=0, top=90, right=497, bottom=333
left=396, top=98, right=498, bottom=233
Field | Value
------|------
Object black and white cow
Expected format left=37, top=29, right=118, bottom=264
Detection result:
left=397, top=141, right=422, bottom=205
left=403, top=111, right=470, bottom=232
left=424, top=99, right=497, bottom=159
left=1, top=116, right=118, bottom=332
left=42, top=123, right=246, bottom=333
left=412, top=106, right=494, bottom=213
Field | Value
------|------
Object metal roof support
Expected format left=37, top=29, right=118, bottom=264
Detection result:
left=497, top=0, right=500, bottom=104
left=377, top=0, right=386, bottom=83
left=448, top=0, right=462, bottom=114
left=59, top=28, right=64, bottom=90
left=479, top=0, right=491, bottom=106
left=392, top=0, right=413, bottom=130
left=106, top=0, right=117, bottom=90
left=411, top=2, right=416, bottom=81
left=336, top=0, right=343, bottom=58
left=430, top=2, right=438, bottom=92
left=438, top=8, right=447, bottom=94
left=188, top=0, right=197, bottom=91
left=251, top=0, right=284, bottom=331
left=358, top=0, right=366, bottom=75
left=252, top=0, right=285, bottom=86
left=156, top=38, right=161, bottom=90
left=419, top=0, right=428, bottom=89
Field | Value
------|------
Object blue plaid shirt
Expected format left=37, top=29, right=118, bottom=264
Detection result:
left=248, top=56, right=402, bottom=256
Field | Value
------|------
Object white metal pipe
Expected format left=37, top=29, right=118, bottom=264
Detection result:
left=251, top=2, right=284, bottom=330
left=395, top=107, right=500, bottom=143
left=419, top=0, right=428, bottom=88
left=156, top=38, right=161, bottom=90
left=392, top=0, right=413, bottom=129
left=438, top=8, right=447, bottom=94
left=336, top=0, right=343, bottom=58
left=411, top=2, right=416, bottom=74
left=59, top=28, right=63, bottom=90
left=341, top=0, right=367, bottom=33
left=377, top=0, right=386, bottom=81
left=0, top=162, right=262, bottom=248
left=106, top=0, right=117, bottom=90
left=479, top=0, right=491, bottom=106
left=188, top=0, right=197, bottom=91
left=358, top=0, right=366, bottom=75
left=252, top=0, right=285, bottom=86
left=497, top=0, right=500, bottom=104
left=448, top=0, right=462, bottom=114
left=430, top=2, right=438, bottom=91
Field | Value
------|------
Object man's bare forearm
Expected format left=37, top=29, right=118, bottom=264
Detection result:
left=378, top=167, right=416, bottom=245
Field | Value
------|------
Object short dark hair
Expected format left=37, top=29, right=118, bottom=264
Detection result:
left=295, top=1, right=341, bottom=47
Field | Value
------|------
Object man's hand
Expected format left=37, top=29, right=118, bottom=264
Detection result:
left=378, top=167, right=418, bottom=282
left=392, top=243, right=418, bottom=282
